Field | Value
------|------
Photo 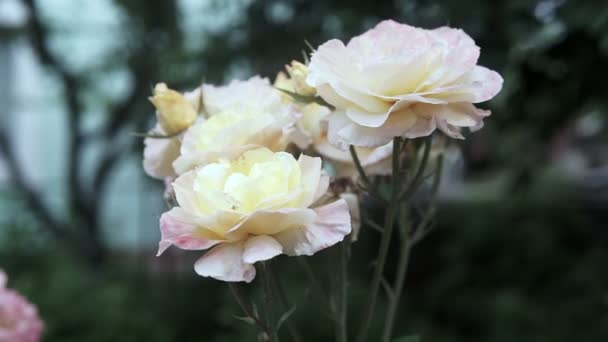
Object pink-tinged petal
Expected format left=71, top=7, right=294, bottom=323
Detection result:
left=466, top=66, right=503, bottom=103
left=402, top=115, right=437, bottom=139
left=194, top=243, right=256, bottom=282
left=243, top=236, right=283, bottom=264
left=440, top=104, right=482, bottom=127
left=0, top=273, right=44, bottom=342
left=339, top=193, right=361, bottom=242
left=428, top=27, right=480, bottom=85
left=436, top=119, right=465, bottom=139
left=437, top=66, right=503, bottom=103
left=157, top=207, right=222, bottom=256
left=274, top=199, right=351, bottom=256
left=227, top=208, right=316, bottom=238
left=347, top=20, right=430, bottom=62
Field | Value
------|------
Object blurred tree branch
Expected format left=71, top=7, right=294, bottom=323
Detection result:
left=2, top=0, right=179, bottom=265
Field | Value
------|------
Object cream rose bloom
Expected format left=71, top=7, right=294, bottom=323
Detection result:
left=173, top=76, right=298, bottom=174
left=158, top=148, right=351, bottom=282
left=275, top=71, right=331, bottom=149
left=307, top=20, right=503, bottom=149
left=276, top=70, right=393, bottom=177
left=143, top=86, right=201, bottom=180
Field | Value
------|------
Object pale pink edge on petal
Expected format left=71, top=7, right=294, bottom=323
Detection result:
left=273, top=199, right=351, bottom=256
left=157, top=208, right=221, bottom=256
left=469, top=66, right=504, bottom=103
left=194, top=242, right=256, bottom=283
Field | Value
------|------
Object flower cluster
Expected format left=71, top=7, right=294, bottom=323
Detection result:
left=0, top=270, right=44, bottom=342
left=143, top=20, right=502, bottom=283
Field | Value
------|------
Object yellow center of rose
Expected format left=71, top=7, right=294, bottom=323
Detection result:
left=192, top=148, right=302, bottom=215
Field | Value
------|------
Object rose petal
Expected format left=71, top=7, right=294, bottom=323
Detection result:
left=194, top=242, right=256, bottom=282
left=274, top=199, right=351, bottom=256
left=297, top=154, right=325, bottom=207
left=142, top=124, right=181, bottom=179
left=243, top=235, right=283, bottom=264
left=158, top=207, right=223, bottom=256
left=340, top=193, right=361, bottom=242
left=226, top=208, right=316, bottom=238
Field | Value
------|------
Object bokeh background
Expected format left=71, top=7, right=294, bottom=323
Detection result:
left=0, top=0, right=607, bottom=341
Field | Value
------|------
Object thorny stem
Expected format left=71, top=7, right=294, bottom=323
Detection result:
left=228, top=283, right=271, bottom=336
left=349, top=145, right=372, bottom=187
left=349, top=145, right=387, bottom=204
left=268, top=266, right=302, bottom=342
left=382, top=152, right=444, bottom=341
left=337, top=238, right=350, bottom=342
left=398, top=137, right=432, bottom=201
left=261, top=262, right=279, bottom=342
left=382, top=204, right=413, bottom=342
left=356, top=138, right=402, bottom=342
left=297, top=258, right=333, bottom=316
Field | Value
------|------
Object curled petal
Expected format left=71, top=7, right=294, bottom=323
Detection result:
left=297, top=154, right=325, bottom=207
left=194, top=243, right=256, bottom=283
left=274, top=199, right=351, bottom=256
left=227, top=208, right=316, bottom=238
left=340, top=193, right=361, bottom=242
left=158, top=207, right=222, bottom=256
left=243, top=236, right=283, bottom=264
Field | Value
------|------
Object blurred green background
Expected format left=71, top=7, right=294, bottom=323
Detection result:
left=0, top=0, right=607, bottom=341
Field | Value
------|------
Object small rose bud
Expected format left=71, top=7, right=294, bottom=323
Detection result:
left=286, top=61, right=316, bottom=97
left=149, top=83, right=197, bottom=135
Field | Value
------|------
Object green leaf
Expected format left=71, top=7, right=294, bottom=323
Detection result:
left=232, top=315, right=256, bottom=325
left=275, top=304, right=297, bottom=331
left=274, top=87, right=334, bottom=109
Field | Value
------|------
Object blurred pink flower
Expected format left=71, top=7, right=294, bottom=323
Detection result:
left=0, top=270, right=43, bottom=342
left=307, top=20, right=503, bottom=148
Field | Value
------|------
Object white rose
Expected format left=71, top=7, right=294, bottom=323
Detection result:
left=173, top=76, right=298, bottom=174
left=307, top=20, right=503, bottom=148
left=158, top=148, right=351, bottom=282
